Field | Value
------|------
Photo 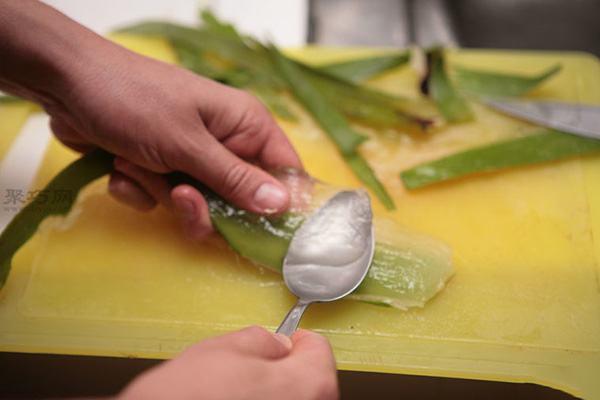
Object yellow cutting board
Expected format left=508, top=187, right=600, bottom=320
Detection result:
left=1, top=36, right=600, bottom=399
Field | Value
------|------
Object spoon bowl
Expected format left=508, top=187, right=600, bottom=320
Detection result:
left=276, top=189, right=375, bottom=336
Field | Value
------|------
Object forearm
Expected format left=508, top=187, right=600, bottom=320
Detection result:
left=0, top=0, right=116, bottom=106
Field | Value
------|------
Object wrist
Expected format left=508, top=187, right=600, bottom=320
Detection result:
left=0, top=0, right=114, bottom=106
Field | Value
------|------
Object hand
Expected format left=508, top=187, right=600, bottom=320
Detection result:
left=117, top=326, right=339, bottom=400
left=0, top=0, right=303, bottom=240
left=49, top=51, right=302, bottom=239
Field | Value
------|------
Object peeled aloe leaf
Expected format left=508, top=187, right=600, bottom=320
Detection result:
left=170, top=167, right=454, bottom=309
left=454, top=64, right=561, bottom=98
left=1, top=150, right=454, bottom=309
left=424, top=49, right=474, bottom=123
left=319, top=52, right=410, bottom=83
left=351, top=218, right=454, bottom=309
left=400, top=129, right=600, bottom=189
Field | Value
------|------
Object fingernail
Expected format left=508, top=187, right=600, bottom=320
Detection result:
left=272, top=333, right=293, bottom=350
left=173, top=197, right=196, bottom=221
left=253, top=183, right=287, bottom=214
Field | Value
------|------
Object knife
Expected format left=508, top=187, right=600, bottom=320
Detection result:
left=484, top=100, right=600, bottom=140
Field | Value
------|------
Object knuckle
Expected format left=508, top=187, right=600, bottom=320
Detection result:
left=220, top=161, right=254, bottom=199
left=238, top=90, right=263, bottom=110
left=238, top=93, right=272, bottom=130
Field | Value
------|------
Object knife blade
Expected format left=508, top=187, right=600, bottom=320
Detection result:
left=485, top=100, right=600, bottom=140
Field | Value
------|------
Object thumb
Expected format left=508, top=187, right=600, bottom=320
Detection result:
left=290, top=330, right=337, bottom=372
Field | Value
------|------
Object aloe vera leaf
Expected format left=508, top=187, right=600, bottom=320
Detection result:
left=318, top=52, right=410, bottom=83
left=268, top=45, right=396, bottom=209
left=1, top=150, right=453, bottom=309
left=268, top=45, right=368, bottom=154
left=454, top=64, right=562, bottom=98
left=424, top=49, right=474, bottom=123
left=400, top=129, right=600, bottom=189
left=167, top=171, right=302, bottom=269
left=0, top=149, right=114, bottom=290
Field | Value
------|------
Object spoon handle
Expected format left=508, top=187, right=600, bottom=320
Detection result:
left=276, top=299, right=311, bottom=337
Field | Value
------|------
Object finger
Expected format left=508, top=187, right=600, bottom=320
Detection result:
left=255, top=126, right=304, bottom=172
left=171, top=185, right=214, bottom=240
left=108, top=171, right=157, bottom=211
left=114, top=158, right=214, bottom=239
left=168, top=85, right=301, bottom=214
left=200, top=326, right=292, bottom=360
left=169, top=133, right=292, bottom=216
left=289, top=330, right=337, bottom=372
left=287, top=330, right=339, bottom=400
left=113, top=157, right=174, bottom=210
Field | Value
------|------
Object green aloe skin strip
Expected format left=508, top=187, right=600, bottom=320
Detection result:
left=404, top=51, right=592, bottom=190
left=400, top=129, right=600, bottom=189
left=268, top=45, right=396, bottom=210
left=0, top=150, right=114, bottom=289
left=0, top=150, right=454, bottom=309
left=318, top=52, right=410, bottom=84
left=454, top=64, right=562, bottom=98
left=423, top=49, right=474, bottom=123
left=267, top=45, right=368, bottom=155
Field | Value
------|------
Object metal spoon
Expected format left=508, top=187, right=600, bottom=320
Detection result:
left=276, top=189, right=375, bottom=337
